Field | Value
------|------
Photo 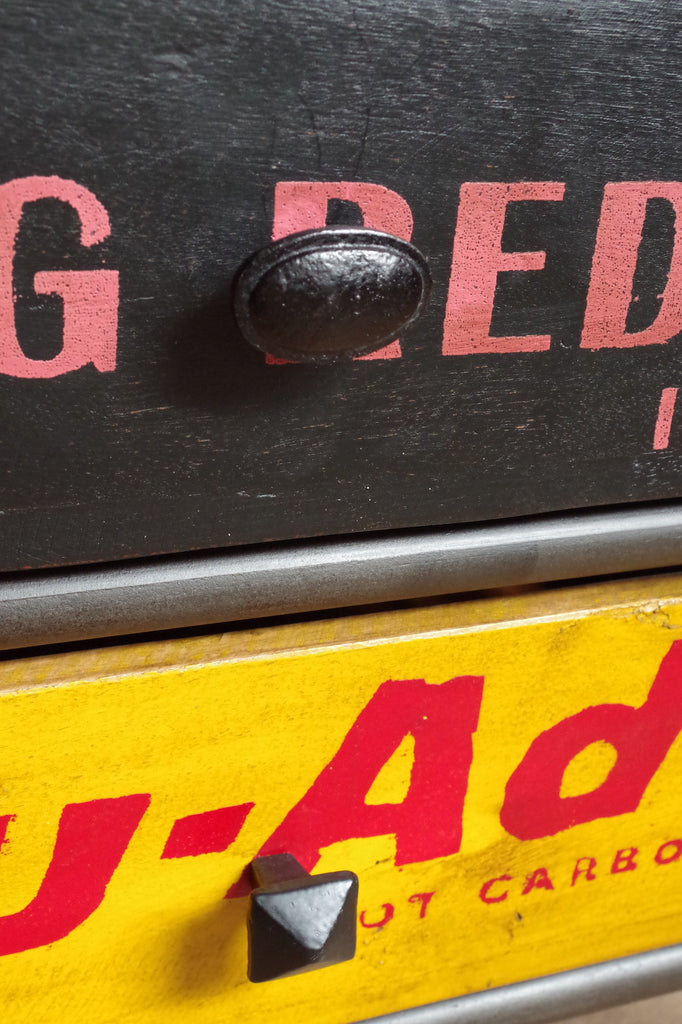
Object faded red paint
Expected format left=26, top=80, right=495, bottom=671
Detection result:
left=442, top=181, right=565, bottom=355
left=272, top=181, right=413, bottom=242
left=0, top=176, right=118, bottom=378
left=4, top=174, right=682, bottom=379
left=654, top=387, right=678, bottom=450
left=582, top=183, right=682, bottom=350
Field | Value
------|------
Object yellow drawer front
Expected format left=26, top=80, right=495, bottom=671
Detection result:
left=3, top=574, right=682, bottom=1022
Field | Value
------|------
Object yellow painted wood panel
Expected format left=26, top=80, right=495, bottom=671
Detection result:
left=1, top=574, right=682, bottom=1021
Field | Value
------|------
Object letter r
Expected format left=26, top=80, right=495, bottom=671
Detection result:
left=269, top=181, right=415, bottom=362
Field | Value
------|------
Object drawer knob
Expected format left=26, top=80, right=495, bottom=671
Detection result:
left=233, top=227, right=431, bottom=362
left=247, top=852, right=358, bottom=983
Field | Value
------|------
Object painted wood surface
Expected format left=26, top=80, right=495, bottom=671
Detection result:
left=1, top=1, right=682, bottom=566
left=2, top=575, right=682, bottom=1020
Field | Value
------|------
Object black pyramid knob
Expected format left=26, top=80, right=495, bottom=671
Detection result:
left=247, top=853, right=358, bottom=983
left=233, top=227, right=431, bottom=363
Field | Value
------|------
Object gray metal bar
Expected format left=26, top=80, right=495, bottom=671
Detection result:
left=1, top=502, right=682, bottom=650
left=356, top=942, right=682, bottom=1024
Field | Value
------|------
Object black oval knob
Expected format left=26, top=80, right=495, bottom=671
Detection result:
left=233, top=227, right=431, bottom=362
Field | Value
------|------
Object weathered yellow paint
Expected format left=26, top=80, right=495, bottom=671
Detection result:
left=3, top=574, right=682, bottom=1022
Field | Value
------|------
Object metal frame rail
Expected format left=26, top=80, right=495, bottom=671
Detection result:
left=2, top=501, right=682, bottom=651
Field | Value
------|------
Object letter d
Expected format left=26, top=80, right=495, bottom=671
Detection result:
left=500, top=641, right=682, bottom=840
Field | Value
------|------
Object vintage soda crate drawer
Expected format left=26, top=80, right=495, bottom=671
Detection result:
left=4, top=573, right=682, bottom=1022
left=3, top=0, right=682, bottom=570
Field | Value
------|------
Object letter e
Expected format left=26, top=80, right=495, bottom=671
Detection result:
left=443, top=182, right=565, bottom=355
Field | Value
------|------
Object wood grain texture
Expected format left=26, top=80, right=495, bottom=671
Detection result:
left=1, top=0, right=682, bottom=568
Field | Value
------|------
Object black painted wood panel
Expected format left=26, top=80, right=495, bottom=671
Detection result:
left=1, top=0, right=681, bottom=569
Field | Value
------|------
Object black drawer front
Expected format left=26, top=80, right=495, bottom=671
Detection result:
left=1, top=0, right=681, bottom=569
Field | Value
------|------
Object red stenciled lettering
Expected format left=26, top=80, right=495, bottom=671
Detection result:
left=582, top=183, right=682, bottom=350
left=408, top=891, right=435, bottom=919
left=161, top=803, right=255, bottom=859
left=442, top=181, right=565, bottom=355
left=273, top=181, right=413, bottom=243
left=571, top=857, right=598, bottom=885
left=360, top=903, right=395, bottom=928
left=269, top=181, right=413, bottom=362
left=0, top=176, right=118, bottom=378
left=611, top=847, right=638, bottom=873
left=479, top=875, right=513, bottom=904
left=653, top=387, right=679, bottom=450
left=0, top=816, right=14, bottom=853
left=226, top=675, right=483, bottom=897
left=521, top=867, right=555, bottom=894
left=655, top=839, right=682, bottom=865
left=500, top=640, right=682, bottom=841
left=0, top=795, right=149, bottom=955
